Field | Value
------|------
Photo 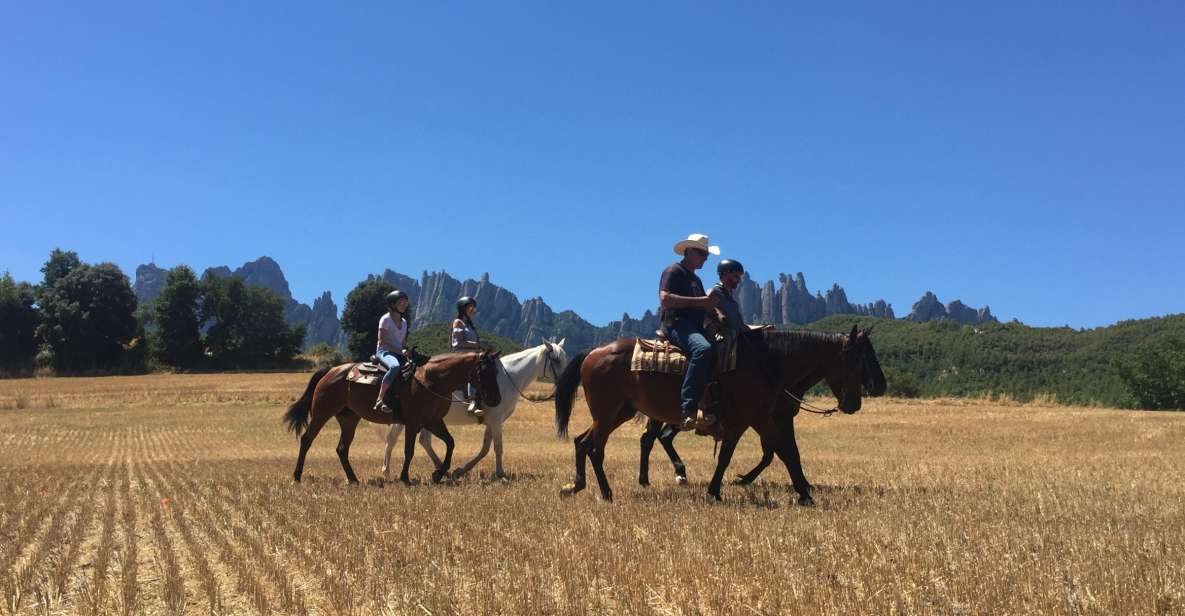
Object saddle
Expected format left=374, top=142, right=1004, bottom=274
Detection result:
left=344, top=347, right=428, bottom=386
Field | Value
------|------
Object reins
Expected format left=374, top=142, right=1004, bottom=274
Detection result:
left=410, top=357, right=485, bottom=404
left=781, top=389, right=839, bottom=417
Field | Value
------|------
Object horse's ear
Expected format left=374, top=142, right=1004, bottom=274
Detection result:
left=849, top=324, right=859, bottom=340
left=558, top=337, right=566, bottom=347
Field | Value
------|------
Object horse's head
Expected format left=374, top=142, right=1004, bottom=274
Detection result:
left=474, top=349, right=503, bottom=407
left=542, top=338, right=569, bottom=381
left=827, top=325, right=886, bottom=413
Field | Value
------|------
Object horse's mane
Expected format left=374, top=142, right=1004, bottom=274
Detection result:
left=750, top=329, right=844, bottom=357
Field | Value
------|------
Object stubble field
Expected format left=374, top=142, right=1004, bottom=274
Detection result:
left=0, top=373, right=1182, bottom=615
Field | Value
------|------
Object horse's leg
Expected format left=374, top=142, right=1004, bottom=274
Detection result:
left=773, top=417, right=813, bottom=506
left=417, top=428, right=443, bottom=468
left=657, top=423, right=688, bottom=485
left=490, top=423, right=507, bottom=479
left=422, top=419, right=455, bottom=483
left=453, top=425, right=492, bottom=480
left=733, top=432, right=776, bottom=485
left=399, top=421, right=420, bottom=485
left=334, top=412, right=361, bottom=485
left=707, top=427, right=744, bottom=502
left=587, top=406, right=636, bottom=502
left=293, top=407, right=334, bottom=483
left=560, top=429, right=592, bottom=497
left=383, top=423, right=404, bottom=482
left=638, top=418, right=660, bottom=487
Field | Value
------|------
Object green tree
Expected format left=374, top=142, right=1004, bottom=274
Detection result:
left=340, top=278, right=395, bottom=361
left=152, top=265, right=204, bottom=368
left=0, top=272, right=39, bottom=370
left=1119, top=338, right=1185, bottom=410
left=36, top=262, right=139, bottom=372
left=200, top=274, right=303, bottom=368
left=39, top=248, right=81, bottom=293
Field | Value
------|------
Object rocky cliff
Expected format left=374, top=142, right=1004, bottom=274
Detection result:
left=906, top=291, right=996, bottom=325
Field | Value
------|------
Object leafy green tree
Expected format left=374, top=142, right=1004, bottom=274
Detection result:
left=36, top=262, right=139, bottom=372
left=0, top=272, right=39, bottom=370
left=1119, top=338, right=1185, bottom=410
left=340, top=278, right=395, bottom=361
left=39, top=248, right=81, bottom=293
left=152, top=266, right=204, bottom=368
left=200, top=274, right=303, bottom=368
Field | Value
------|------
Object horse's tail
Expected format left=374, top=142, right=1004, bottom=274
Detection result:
left=283, top=366, right=332, bottom=436
left=554, top=351, right=588, bottom=439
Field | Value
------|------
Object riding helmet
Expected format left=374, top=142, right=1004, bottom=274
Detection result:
left=716, top=259, right=744, bottom=276
left=456, top=296, right=477, bottom=313
left=386, top=290, right=408, bottom=307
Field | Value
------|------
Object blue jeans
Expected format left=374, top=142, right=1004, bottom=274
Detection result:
left=376, top=349, right=402, bottom=387
left=664, top=318, right=714, bottom=418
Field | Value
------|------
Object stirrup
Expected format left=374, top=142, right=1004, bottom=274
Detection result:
left=374, top=400, right=394, bottom=414
left=696, top=409, right=717, bottom=428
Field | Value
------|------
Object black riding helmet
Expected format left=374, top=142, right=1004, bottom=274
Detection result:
left=385, top=290, right=408, bottom=308
left=716, top=259, right=744, bottom=277
left=456, top=296, right=477, bottom=316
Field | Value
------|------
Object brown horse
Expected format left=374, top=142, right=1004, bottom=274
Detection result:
left=554, top=326, right=885, bottom=505
left=283, top=350, right=502, bottom=485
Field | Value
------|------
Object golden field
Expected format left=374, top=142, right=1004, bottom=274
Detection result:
left=0, top=373, right=1182, bottom=615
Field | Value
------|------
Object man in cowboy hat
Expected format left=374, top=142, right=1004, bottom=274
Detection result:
left=659, top=233, right=721, bottom=431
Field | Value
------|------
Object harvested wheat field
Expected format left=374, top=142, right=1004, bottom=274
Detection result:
left=0, top=373, right=1182, bottom=615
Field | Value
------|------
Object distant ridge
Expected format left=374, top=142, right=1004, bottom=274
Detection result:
left=133, top=257, right=996, bottom=351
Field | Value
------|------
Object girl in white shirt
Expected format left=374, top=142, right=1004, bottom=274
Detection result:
left=373, top=290, right=410, bottom=414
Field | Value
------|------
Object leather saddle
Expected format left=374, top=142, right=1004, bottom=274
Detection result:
left=345, top=347, right=428, bottom=386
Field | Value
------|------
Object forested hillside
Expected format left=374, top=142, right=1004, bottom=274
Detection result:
left=807, top=314, right=1185, bottom=409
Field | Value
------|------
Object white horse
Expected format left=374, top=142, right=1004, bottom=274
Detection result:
left=381, top=339, right=568, bottom=481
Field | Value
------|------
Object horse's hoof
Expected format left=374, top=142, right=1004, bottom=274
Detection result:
left=450, top=468, right=468, bottom=481
left=732, top=475, right=753, bottom=486
left=798, top=494, right=815, bottom=507
left=708, top=491, right=722, bottom=502
left=559, top=483, right=578, bottom=497
left=676, top=475, right=689, bottom=486
left=494, top=472, right=510, bottom=482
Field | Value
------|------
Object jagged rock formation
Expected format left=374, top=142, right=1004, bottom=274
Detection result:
left=734, top=272, right=895, bottom=325
left=133, top=263, right=168, bottom=306
left=907, top=291, right=995, bottom=325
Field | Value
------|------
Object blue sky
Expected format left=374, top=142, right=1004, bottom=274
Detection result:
left=2, top=2, right=1182, bottom=328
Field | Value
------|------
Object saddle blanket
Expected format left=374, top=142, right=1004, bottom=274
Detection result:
left=346, top=362, right=386, bottom=386
left=629, top=334, right=739, bottom=375
left=630, top=339, right=687, bottom=375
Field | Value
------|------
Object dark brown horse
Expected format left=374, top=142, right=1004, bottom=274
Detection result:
left=555, top=326, right=885, bottom=505
left=283, top=350, right=502, bottom=485
left=637, top=372, right=826, bottom=487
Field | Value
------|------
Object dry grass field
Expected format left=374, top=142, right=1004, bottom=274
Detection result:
left=0, top=373, right=1182, bottom=615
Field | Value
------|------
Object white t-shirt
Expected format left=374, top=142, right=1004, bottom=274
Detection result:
left=377, top=313, right=408, bottom=353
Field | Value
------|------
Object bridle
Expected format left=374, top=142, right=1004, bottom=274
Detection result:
left=499, top=342, right=563, bottom=402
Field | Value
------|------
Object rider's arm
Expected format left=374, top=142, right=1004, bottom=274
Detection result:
left=659, top=290, right=718, bottom=310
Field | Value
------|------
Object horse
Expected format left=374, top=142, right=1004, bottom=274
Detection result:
left=381, top=339, right=569, bottom=481
left=282, top=350, right=503, bottom=485
left=637, top=372, right=826, bottom=487
left=554, top=325, right=885, bottom=505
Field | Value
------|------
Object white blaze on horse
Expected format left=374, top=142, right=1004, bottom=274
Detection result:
left=381, top=339, right=568, bottom=481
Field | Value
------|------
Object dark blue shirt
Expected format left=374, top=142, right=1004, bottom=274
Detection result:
left=659, top=262, right=706, bottom=323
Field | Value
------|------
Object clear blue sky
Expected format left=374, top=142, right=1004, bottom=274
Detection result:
left=3, top=2, right=1183, bottom=328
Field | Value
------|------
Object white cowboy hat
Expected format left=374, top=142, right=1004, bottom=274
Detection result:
left=673, top=233, right=721, bottom=256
